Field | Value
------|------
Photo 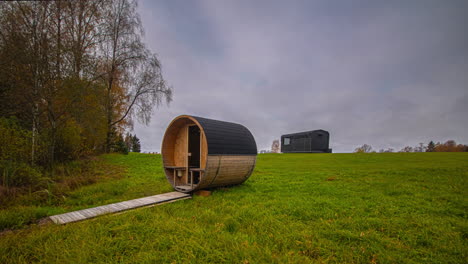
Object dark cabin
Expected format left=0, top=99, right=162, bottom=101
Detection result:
left=281, top=130, right=332, bottom=153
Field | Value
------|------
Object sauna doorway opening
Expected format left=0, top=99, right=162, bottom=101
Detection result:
left=188, top=125, right=201, bottom=185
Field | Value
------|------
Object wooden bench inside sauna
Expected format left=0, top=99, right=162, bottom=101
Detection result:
left=161, top=115, right=257, bottom=193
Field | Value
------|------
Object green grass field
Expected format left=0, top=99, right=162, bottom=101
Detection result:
left=1, top=153, right=467, bottom=263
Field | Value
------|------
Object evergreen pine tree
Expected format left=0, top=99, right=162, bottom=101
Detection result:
left=426, top=141, right=435, bottom=152
left=124, top=133, right=133, bottom=152
left=132, top=135, right=141, bottom=153
left=114, top=133, right=129, bottom=155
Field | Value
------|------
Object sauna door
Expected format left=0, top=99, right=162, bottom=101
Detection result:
left=188, top=125, right=200, bottom=168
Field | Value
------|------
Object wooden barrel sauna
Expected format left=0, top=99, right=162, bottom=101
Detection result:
left=161, top=115, right=257, bottom=193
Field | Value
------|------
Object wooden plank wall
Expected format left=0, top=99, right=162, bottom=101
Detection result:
left=200, top=130, right=208, bottom=169
left=174, top=125, right=188, bottom=168
left=213, top=155, right=256, bottom=186
left=198, top=155, right=256, bottom=189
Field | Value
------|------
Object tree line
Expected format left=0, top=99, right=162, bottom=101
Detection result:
left=354, top=140, right=468, bottom=153
left=0, top=1, right=171, bottom=191
left=266, top=139, right=468, bottom=153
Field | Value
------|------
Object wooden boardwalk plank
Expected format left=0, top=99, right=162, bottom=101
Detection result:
left=78, top=209, right=93, bottom=218
left=49, top=191, right=191, bottom=224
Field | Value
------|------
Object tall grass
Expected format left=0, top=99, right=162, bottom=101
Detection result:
left=0, top=156, right=126, bottom=230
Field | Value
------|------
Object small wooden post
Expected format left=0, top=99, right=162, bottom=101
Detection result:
left=195, top=190, right=211, bottom=197
left=190, top=170, right=193, bottom=189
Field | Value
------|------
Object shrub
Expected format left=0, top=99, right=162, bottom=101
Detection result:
left=0, top=118, right=47, bottom=196
left=114, top=139, right=129, bottom=155
left=0, top=161, right=43, bottom=188
left=55, top=119, right=84, bottom=161
left=0, top=117, right=32, bottom=163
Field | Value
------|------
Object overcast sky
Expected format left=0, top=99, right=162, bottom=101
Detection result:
left=134, top=0, right=468, bottom=153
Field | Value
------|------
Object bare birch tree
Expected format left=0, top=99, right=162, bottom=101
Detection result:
left=354, top=144, right=373, bottom=153
left=99, top=0, right=172, bottom=152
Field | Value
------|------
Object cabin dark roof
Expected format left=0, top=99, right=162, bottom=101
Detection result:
left=281, top=129, right=329, bottom=138
left=191, top=116, right=257, bottom=155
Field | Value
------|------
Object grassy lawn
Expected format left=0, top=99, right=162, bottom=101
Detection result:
left=0, top=152, right=467, bottom=263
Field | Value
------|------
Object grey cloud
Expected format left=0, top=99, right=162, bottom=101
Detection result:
left=135, top=0, right=468, bottom=153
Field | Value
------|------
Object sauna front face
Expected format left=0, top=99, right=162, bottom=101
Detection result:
left=161, top=115, right=257, bottom=193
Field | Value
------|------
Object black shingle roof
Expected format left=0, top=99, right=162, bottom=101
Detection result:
left=191, top=116, right=257, bottom=155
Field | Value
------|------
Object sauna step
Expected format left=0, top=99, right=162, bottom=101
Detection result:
left=49, top=191, right=191, bottom=225
left=175, top=184, right=198, bottom=191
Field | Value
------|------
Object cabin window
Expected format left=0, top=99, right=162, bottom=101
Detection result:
left=284, top=138, right=290, bottom=145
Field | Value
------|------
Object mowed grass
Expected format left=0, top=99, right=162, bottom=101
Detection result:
left=0, top=152, right=467, bottom=263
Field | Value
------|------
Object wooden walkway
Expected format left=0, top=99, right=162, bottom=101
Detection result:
left=49, top=192, right=191, bottom=225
